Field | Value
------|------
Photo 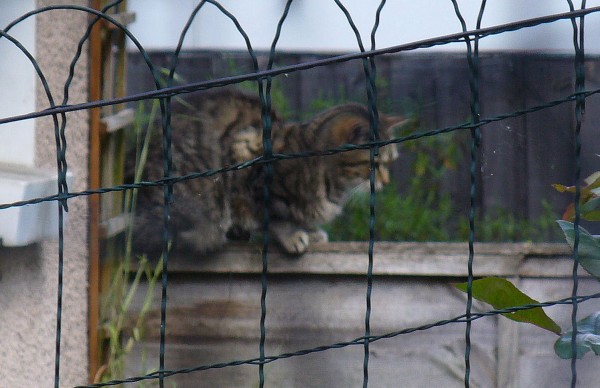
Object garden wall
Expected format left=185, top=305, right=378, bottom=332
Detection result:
left=125, top=242, right=600, bottom=387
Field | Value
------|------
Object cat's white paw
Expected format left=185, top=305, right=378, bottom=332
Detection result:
left=280, top=230, right=310, bottom=255
left=308, top=228, right=328, bottom=243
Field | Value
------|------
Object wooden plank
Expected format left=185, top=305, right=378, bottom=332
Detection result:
left=519, top=257, right=590, bottom=278
left=130, top=272, right=495, bottom=341
left=523, top=56, right=575, bottom=219
left=88, top=0, right=104, bottom=381
left=479, top=54, right=529, bottom=219
left=163, top=242, right=573, bottom=278
left=89, top=1, right=131, bottom=383
left=123, top=272, right=600, bottom=387
left=126, top=332, right=497, bottom=388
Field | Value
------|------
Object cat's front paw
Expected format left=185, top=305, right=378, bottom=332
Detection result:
left=308, top=228, right=328, bottom=243
left=279, top=230, right=310, bottom=256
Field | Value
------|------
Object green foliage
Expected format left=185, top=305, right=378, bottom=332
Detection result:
left=97, top=100, right=164, bottom=384
left=454, top=277, right=561, bottom=334
left=557, top=220, right=600, bottom=279
left=460, top=170, right=600, bottom=362
left=98, top=255, right=162, bottom=383
left=325, top=182, right=454, bottom=241
left=551, top=171, right=600, bottom=360
left=326, top=107, right=559, bottom=242
left=553, top=171, right=600, bottom=221
left=304, top=75, right=392, bottom=119
left=457, top=201, right=560, bottom=242
left=326, top=103, right=464, bottom=242
left=555, top=312, right=600, bottom=359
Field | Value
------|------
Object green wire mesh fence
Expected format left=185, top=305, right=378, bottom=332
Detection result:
left=1, top=1, right=599, bottom=387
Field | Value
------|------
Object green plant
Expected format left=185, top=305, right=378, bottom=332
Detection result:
left=553, top=171, right=600, bottom=222
left=325, top=100, right=563, bottom=243
left=456, top=201, right=560, bottom=242
left=306, top=85, right=351, bottom=118
left=305, top=75, right=392, bottom=119
left=454, top=170, right=600, bottom=361
left=95, top=99, right=164, bottom=384
left=97, top=254, right=163, bottom=383
left=325, top=182, right=455, bottom=241
left=454, top=277, right=560, bottom=333
left=325, top=101, right=455, bottom=242
left=553, top=171, right=600, bottom=359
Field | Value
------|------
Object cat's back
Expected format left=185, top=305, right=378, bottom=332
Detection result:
left=172, top=88, right=268, bottom=139
left=157, top=89, right=271, bottom=173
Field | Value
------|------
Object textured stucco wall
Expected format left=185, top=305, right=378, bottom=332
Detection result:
left=0, top=1, right=90, bottom=386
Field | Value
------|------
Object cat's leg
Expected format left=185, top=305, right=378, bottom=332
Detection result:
left=177, top=226, right=227, bottom=253
left=173, top=211, right=230, bottom=253
left=269, top=221, right=311, bottom=256
left=131, top=203, right=169, bottom=255
left=168, top=189, right=232, bottom=254
left=131, top=201, right=226, bottom=254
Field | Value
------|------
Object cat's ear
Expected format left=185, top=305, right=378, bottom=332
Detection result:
left=381, top=115, right=410, bottom=137
left=322, top=106, right=409, bottom=145
left=326, top=110, right=372, bottom=146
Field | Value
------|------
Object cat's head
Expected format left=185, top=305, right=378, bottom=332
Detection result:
left=316, top=104, right=406, bottom=194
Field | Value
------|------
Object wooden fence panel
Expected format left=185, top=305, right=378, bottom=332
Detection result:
left=478, top=54, right=529, bottom=217
left=126, top=51, right=599, bottom=233
left=522, top=57, right=576, bottom=219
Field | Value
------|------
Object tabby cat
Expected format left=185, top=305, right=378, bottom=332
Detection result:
left=128, top=89, right=404, bottom=256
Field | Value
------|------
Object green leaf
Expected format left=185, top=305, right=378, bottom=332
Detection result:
left=553, top=172, right=600, bottom=196
left=582, top=197, right=600, bottom=216
left=553, top=172, right=600, bottom=222
left=454, top=277, right=561, bottom=334
left=552, top=183, right=572, bottom=193
left=554, top=312, right=600, bottom=359
left=582, top=209, right=600, bottom=222
left=556, top=220, right=600, bottom=278
left=584, top=171, right=600, bottom=190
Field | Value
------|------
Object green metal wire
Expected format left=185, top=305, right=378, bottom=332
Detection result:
left=449, top=1, right=485, bottom=384
left=566, top=1, right=586, bottom=386
left=1, top=3, right=599, bottom=387
left=257, top=2, right=295, bottom=385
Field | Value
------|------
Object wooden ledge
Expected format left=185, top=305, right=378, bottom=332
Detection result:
left=163, top=242, right=576, bottom=278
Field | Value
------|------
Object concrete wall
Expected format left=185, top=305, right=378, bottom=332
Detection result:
left=124, top=242, right=600, bottom=387
left=0, top=1, right=90, bottom=386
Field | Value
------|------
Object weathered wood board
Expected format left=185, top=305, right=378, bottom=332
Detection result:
left=123, top=242, right=600, bottom=387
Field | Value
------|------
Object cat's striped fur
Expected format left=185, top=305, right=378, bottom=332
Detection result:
left=128, top=89, right=404, bottom=256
